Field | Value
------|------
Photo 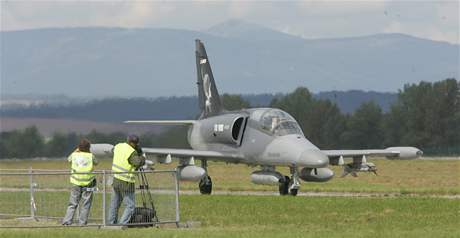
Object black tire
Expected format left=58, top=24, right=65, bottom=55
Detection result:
left=199, top=175, right=212, bottom=195
left=289, top=188, right=298, bottom=196
left=278, top=176, right=290, bottom=195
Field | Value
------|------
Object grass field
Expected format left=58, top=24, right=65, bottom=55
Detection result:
left=0, top=195, right=459, bottom=238
left=1, top=158, right=459, bottom=237
left=1, top=158, right=459, bottom=194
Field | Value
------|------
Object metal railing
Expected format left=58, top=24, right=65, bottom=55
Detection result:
left=0, top=169, right=179, bottom=228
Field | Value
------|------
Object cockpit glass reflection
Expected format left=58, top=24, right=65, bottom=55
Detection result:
left=259, top=109, right=304, bottom=136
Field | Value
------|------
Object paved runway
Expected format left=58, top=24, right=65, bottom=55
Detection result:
left=1, top=187, right=458, bottom=199
left=179, top=190, right=460, bottom=199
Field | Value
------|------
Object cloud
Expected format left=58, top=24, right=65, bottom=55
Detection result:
left=298, top=0, right=386, bottom=17
left=1, top=1, right=458, bottom=44
left=381, top=1, right=459, bottom=43
left=228, top=1, right=254, bottom=18
left=112, top=2, right=179, bottom=27
left=1, top=1, right=164, bottom=30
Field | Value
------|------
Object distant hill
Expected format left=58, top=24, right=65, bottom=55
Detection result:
left=0, top=117, right=163, bottom=137
left=1, top=97, right=199, bottom=123
left=0, top=91, right=397, bottom=124
left=1, top=21, right=458, bottom=98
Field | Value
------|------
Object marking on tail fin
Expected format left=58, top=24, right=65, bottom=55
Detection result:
left=203, top=73, right=212, bottom=113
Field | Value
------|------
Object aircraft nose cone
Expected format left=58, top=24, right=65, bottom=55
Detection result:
left=298, top=150, right=329, bottom=168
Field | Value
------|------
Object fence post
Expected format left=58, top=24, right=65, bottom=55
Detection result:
left=174, top=169, right=180, bottom=227
left=29, top=167, right=36, bottom=220
left=102, top=170, right=106, bottom=226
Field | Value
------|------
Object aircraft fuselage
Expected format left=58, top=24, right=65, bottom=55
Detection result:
left=188, top=108, right=329, bottom=168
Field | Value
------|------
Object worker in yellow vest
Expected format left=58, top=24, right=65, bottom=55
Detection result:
left=62, top=138, right=98, bottom=225
left=108, top=134, right=145, bottom=224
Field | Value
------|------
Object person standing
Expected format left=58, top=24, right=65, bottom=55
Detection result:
left=108, top=134, right=145, bottom=224
left=62, top=138, right=98, bottom=225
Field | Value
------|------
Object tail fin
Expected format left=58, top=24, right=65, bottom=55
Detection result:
left=196, top=39, right=223, bottom=118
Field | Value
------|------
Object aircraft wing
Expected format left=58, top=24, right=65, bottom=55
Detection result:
left=141, top=147, right=244, bottom=162
left=90, top=143, right=244, bottom=163
left=322, top=149, right=397, bottom=158
left=321, top=147, right=423, bottom=160
left=321, top=147, right=422, bottom=177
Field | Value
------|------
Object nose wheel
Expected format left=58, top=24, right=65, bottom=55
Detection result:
left=279, top=176, right=290, bottom=195
left=289, top=187, right=298, bottom=196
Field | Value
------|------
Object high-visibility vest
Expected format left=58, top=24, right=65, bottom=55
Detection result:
left=112, top=143, right=136, bottom=183
left=69, top=151, right=95, bottom=186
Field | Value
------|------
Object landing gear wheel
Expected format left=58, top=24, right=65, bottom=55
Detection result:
left=279, top=176, right=290, bottom=196
left=289, top=188, right=298, bottom=196
left=199, top=175, right=212, bottom=195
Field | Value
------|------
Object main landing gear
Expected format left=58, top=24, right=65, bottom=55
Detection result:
left=199, top=175, right=212, bottom=194
left=198, top=160, right=212, bottom=195
left=279, top=166, right=300, bottom=196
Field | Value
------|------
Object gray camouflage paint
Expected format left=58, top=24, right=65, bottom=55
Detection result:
left=115, top=40, right=422, bottom=193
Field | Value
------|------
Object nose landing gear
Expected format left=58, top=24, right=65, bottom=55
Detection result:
left=279, top=176, right=290, bottom=195
left=279, top=167, right=300, bottom=196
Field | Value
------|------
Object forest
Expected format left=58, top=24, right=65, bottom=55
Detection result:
left=1, top=79, right=458, bottom=158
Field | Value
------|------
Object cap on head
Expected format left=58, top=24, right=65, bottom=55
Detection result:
left=78, top=138, right=91, bottom=152
left=127, top=134, right=140, bottom=145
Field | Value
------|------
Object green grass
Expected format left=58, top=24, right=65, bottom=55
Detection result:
left=1, top=158, right=459, bottom=237
left=0, top=195, right=459, bottom=238
left=0, top=191, right=177, bottom=224
left=2, top=158, right=459, bottom=194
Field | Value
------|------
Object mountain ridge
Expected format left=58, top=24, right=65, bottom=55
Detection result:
left=2, top=21, right=458, bottom=97
left=1, top=90, right=398, bottom=123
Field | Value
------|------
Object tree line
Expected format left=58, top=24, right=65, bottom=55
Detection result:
left=0, top=78, right=458, bottom=158
left=270, top=78, right=459, bottom=154
left=1, top=92, right=398, bottom=122
left=0, top=127, right=191, bottom=159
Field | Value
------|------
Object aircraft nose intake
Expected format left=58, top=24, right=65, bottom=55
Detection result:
left=298, top=150, right=329, bottom=168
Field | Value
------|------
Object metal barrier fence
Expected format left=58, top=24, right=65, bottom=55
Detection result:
left=0, top=169, right=179, bottom=228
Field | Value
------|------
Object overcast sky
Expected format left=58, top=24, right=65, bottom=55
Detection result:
left=1, top=0, right=459, bottom=44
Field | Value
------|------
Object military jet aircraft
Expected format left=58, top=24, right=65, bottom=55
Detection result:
left=93, top=39, right=422, bottom=196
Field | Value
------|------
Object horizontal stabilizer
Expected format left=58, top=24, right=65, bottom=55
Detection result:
left=124, top=120, right=196, bottom=125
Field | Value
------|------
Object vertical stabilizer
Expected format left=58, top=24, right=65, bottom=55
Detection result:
left=196, top=39, right=223, bottom=118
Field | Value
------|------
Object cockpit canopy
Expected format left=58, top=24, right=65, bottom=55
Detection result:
left=252, top=109, right=304, bottom=136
